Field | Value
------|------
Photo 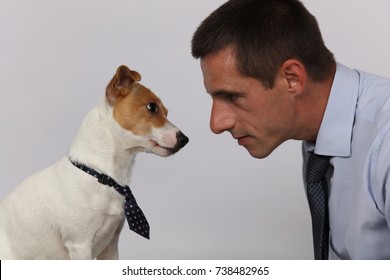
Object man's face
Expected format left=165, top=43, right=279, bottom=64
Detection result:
left=200, top=47, right=297, bottom=158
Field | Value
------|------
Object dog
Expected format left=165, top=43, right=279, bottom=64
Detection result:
left=0, top=65, right=189, bottom=259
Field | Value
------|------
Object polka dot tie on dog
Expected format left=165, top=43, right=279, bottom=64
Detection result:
left=69, top=158, right=150, bottom=239
left=114, top=185, right=150, bottom=239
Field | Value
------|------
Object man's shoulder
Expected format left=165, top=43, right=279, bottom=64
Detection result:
left=354, top=69, right=390, bottom=124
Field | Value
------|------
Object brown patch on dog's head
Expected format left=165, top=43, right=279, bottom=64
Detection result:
left=106, top=65, right=169, bottom=136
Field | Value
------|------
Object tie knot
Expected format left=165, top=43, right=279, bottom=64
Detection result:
left=306, top=152, right=330, bottom=183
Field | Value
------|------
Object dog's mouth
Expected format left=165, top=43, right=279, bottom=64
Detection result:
left=148, top=140, right=179, bottom=157
left=149, top=131, right=189, bottom=156
left=150, top=140, right=174, bottom=152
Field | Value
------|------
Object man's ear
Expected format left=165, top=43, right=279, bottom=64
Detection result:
left=280, top=59, right=307, bottom=95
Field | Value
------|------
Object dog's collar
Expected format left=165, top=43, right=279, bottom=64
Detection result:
left=69, top=158, right=125, bottom=189
left=68, top=157, right=150, bottom=239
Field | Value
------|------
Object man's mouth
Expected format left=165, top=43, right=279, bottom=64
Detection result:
left=235, top=135, right=250, bottom=146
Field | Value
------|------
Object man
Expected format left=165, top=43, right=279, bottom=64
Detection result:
left=191, top=0, right=390, bottom=259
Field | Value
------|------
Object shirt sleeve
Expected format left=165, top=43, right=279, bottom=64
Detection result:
left=372, top=125, right=390, bottom=228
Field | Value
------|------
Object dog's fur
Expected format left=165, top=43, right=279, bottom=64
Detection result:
left=0, top=65, right=188, bottom=259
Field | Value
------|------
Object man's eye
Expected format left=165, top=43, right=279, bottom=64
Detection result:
left=146, top=103, right=158, bottom=113
left=224, top=94, right=239, bottom=102
left=211, top=91, right=240, bottom=103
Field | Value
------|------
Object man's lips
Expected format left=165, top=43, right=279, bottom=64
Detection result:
left=235, top=135, right=250, bottom=146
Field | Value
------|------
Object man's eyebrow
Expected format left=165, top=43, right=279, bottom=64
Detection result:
left=208, top=89, right=243, bottom=97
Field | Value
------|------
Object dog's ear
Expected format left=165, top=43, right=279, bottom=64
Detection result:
left=114, top=65, right=142, bottom=88
left=106, top=65, right=142, bottom=105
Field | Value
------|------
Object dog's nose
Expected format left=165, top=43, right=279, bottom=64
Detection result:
left=176, top=131, right=189, bottom=148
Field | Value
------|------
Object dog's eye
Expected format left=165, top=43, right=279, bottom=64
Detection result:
left=146, top=102, right=158, bottom=113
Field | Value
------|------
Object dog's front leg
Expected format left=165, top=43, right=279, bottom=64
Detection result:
left=97, top=217, right=124, bottom=260
left=65, top=241, right=93, bottom=260
left=97, top=240, right=119, bottom=260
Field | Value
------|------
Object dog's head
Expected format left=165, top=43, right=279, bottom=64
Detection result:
left=105, top=65, right=188, bottom=157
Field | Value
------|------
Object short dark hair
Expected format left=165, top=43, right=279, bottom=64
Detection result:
left=191, top=0, right=335, bottom=88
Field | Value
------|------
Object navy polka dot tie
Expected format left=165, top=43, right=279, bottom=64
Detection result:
left=306, top=152, right=330, bottom=260
left=69, top=159, right=150, bottom=239
left=112, top=183, right=150, bottom=239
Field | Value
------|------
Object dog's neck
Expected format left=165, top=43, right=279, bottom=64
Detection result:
left=68, top=99, right=138, bottom=186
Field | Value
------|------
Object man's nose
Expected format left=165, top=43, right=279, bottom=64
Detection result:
left=209, top=101, right=235, bottom=134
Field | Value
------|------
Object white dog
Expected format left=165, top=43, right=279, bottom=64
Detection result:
left=0, top=65, right=188, bottom=259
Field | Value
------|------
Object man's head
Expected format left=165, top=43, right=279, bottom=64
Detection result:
left=192, top=0, right=335, bottom=89
left=192, top=0, right=335, bottom=158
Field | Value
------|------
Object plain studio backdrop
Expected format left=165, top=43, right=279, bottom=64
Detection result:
left=0, top=0, right=389, bottom=260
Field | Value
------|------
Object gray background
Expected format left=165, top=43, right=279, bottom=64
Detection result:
left=1, top=0, right=389, bottom=259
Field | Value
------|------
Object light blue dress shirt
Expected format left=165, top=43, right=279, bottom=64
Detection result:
left=302, top=63, right=390, bottom=259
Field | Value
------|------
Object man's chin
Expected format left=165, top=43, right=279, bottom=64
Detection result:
left=244, top=145, right=274, bottom=159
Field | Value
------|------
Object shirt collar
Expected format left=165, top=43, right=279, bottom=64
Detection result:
left=313, top=63, right=360, bottom=157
